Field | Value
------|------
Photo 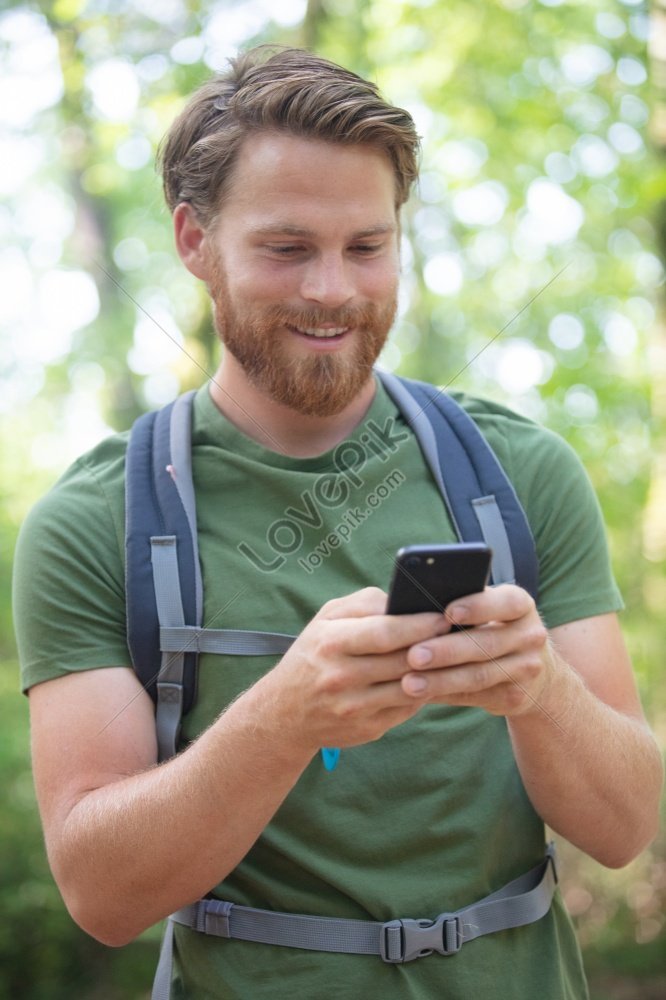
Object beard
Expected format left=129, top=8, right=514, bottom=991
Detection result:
left=208, top=260, right=397, bottom=417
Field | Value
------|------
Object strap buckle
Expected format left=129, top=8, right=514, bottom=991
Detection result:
left=380, top=914, right=463, bottom=963
left=201, top=900, right=234, bottom=938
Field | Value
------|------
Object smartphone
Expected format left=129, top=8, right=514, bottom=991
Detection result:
left=386, top=543, right=491, bottom=616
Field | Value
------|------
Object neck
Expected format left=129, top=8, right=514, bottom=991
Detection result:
left=208, top=355, right=377, bottom=458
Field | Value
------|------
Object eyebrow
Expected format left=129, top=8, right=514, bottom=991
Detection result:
left=249, top=223, right=398, bottom=240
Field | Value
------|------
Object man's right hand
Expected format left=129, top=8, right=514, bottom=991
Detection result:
left=257, top=586, right=449, bottom=755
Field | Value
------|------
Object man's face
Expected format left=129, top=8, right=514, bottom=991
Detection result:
left=203, top=133, right=400, bottom=416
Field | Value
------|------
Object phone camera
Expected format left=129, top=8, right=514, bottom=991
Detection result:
left=403, top=555, right=421, bottom=569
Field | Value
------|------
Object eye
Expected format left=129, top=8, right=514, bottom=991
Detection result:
left=351, top=243, right=383, bottom=256
left=267, top=244, right=305, bottom=256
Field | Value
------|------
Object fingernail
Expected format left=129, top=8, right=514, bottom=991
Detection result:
left=447, top=604, right=467, bottom=624
left=406, top=674, right=428, bottom=695
left=411, top=646, right=433, bottom=667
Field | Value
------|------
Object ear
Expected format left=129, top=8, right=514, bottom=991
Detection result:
left=173, top=202, right=211, bottom=280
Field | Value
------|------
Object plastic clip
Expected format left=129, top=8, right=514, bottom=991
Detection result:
left=380, top=914, right=463, bottom=963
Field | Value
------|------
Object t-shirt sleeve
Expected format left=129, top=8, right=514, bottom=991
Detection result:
left=13, top=449, right=130, bottom=693
left=453, top=393, right=624, bottom=629
left=496, top=413, right=623, bottom=628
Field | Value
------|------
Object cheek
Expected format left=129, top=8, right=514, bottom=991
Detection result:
left=360, top=259, right=400, bottom=299
left=232, top=263, right=302, bottom=303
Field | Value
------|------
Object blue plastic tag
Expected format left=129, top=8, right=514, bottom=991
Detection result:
left=321, top=747, right=340, bottom=771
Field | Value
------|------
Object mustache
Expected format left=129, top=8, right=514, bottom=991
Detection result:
left=260, top=303, right=389, bottom=329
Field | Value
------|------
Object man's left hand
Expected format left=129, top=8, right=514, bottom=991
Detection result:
left=401, top=584, right=556, bottom=717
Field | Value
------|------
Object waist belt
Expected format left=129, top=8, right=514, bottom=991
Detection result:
left=152, top=845, right=557, bottom=1000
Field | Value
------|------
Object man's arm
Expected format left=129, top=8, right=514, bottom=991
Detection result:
left=30, top=665, right=311, bottom=947
left=507, top=611, right=662, bottom=867
left=29, top=588, right=446, bottom=946
left=400, top=588, right=663, bottom=867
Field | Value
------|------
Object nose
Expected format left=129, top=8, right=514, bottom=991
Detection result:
left=299, top=253, right=355, bottom=309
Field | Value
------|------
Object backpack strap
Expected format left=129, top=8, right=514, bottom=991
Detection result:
left=126, top=392, right=202, bottom=760
left=376, top=370, right=539, bottom=600
left=151, top=844, right=558, bottom=998
left=170, top=844, right=557, bottom=960
left=125, top=391, right=297, bottom=761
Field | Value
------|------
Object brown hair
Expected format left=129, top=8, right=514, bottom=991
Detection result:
left=157, top=46, right=420, bottom=226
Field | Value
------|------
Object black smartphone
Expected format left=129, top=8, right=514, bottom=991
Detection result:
left=386, top=543, right=492, bottom=616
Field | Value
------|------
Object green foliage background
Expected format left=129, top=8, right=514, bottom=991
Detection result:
left=1, top=0, right=664, bottom=996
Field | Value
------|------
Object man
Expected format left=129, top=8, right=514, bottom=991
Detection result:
left=13, top=46, right=662, bottom=999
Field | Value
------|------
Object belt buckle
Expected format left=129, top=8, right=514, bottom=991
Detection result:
left=380, top=914, right=463, bottom=963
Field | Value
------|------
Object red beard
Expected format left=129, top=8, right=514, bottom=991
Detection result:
left=209, top=264, right=397, bottom=417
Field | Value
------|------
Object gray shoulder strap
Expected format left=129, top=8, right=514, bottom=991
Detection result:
left=148, top=397, right=298, bottom=761
left=375, top=370, right=460, bottom=533
left=169, top=392, right=203, bottom=623
left=150, top=536, right=188, bottom=762
left=471, top=496, right=515, bottom=587
left=376, top=369, right=516, bottom=586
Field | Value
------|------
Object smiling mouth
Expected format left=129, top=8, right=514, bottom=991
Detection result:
left=289, top=325, right=349, bottom=339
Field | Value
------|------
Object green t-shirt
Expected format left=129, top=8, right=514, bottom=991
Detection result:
left=14, top=377, right=622, bottom=999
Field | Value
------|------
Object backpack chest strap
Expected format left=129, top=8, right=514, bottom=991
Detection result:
left=158, top=626, right=296, bottom=656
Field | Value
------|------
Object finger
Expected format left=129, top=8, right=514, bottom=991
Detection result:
left=350, top=677, right=428, bottom=712
left=414, top=681, right=529, bottom=716
left=408, top=616, right=547, bottom=673
left=421, top=679, right=555, bottom=720
left=407, top=623, right=511, bottom=671
left=444, top=583, right=535, bottom=629
left=331, top=649, right=426, bottom=686
left=309, top=648, right=419, bottom=694
left=327, top=610, right=452, bottom=659
left=316, top=586, right=389, bottom=620
left=316, top=587, right=454, bottom=632
left=402, top=651, right=545, bottom=704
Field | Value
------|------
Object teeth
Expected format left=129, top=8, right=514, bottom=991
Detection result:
left=298, top=327, right=346, bottom=338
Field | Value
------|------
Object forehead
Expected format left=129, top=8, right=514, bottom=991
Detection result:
left=215, top=132, right=398, bottom=236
